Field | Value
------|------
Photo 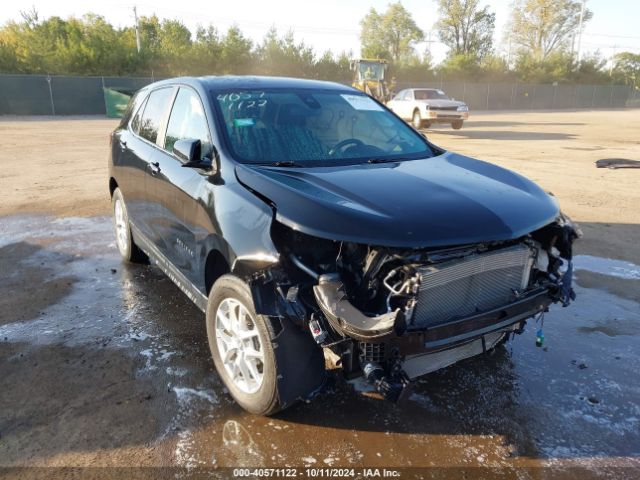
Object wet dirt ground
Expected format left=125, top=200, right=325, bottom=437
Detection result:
left=1, top=111, right=639, bottom=478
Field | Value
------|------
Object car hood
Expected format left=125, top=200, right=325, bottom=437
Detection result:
left=416, top=99, right=466, bottom=108
left=235, top=152, right=559, bottom=248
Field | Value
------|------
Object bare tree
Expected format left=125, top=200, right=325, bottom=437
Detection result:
left=19, top=7, right=39, bottom=27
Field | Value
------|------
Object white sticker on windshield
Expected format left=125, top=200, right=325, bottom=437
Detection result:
left=340, top=94, right=384, bottom=111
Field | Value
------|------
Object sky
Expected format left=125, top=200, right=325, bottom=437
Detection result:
left=2, top=0, right=639, bottom=65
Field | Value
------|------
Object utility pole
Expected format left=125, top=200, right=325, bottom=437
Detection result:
left=133, top=5, right=141, bottom=53
left=570, top=33, right=576, bottom=58
left=425, top=31, right=435, bottom=60
left=609, top=44, right=618, bottom=77
left=576, top=0, right=586, bottom=64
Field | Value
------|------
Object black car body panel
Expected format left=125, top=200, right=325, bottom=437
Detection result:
left=110, top=78, right=283, bottom=296
left=108, top=75, right=579, bottom=406
left=235, top=152, right=559, bottom=248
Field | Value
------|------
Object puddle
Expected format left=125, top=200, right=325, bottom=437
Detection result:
left=574, top=255, right=640, bottom=280
left=1, top=214, right=640, bottom=473
left=577, top=318, right=639, bottom=337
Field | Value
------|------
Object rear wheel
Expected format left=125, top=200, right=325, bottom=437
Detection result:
left=412, top=109, right=423, bottom=129
left=452, top=120, right=463, bottom=130
left=111, top=188, right=147, bottom=263
left=206, top=275, right=282, bottom=415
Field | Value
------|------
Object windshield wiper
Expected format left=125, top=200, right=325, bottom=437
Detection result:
left=270, top=160, right=304, bottom=167
left=367, top=157, right=406, bottom=164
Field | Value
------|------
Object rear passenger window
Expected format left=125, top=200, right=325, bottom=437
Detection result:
left=131, top=96, right=148, bottom=134
left=138, top=87, right=173, bottom=144
left=164, top=88, right=212, bottom=157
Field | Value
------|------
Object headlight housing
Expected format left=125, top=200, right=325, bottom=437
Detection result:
left=457, top=105, right=468, bottom=112
left=557, top=211, right=583, bottom=238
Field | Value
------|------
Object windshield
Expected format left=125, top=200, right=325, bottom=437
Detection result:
left=358, top=63, right=385, bottom=81
left=212, top=89, right=433, bottom=166
left=414, top=89, right=450, bottom=100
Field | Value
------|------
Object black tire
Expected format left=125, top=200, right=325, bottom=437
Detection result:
left=206, top=275, right=282, bottom=415
left=424, top=121, right=432, bottom=129
left=111, top=188, right=148, bottom=263
left=412, top=109, right=423, bottom=129
left=452, top=120, right=463, bottom=130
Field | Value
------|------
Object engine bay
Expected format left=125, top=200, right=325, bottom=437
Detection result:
left=257, top=214, right=581, bottom=401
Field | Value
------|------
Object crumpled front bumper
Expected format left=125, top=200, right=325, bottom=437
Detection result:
left=314, top=275, right=553, bottom=355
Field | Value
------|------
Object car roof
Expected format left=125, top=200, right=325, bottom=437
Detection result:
left=147, top=75, right=357, bottom=92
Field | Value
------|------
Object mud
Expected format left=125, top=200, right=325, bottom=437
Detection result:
left=1, top=111, right=640, bottom=477
left=1, top=214, right=639, bottom=477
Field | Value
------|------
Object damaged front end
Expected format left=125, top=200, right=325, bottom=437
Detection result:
left=249, top=214, right=581, bottom=403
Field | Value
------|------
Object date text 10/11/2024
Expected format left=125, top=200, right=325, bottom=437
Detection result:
left=232, top=468, right=402, bottom=478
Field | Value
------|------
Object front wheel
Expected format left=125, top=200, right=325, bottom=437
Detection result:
left=111, top=188, right=147, bottom=263
left=452, top=120, right=463, bottom=130
left=412, top=109, right=424, bottom=129
left=206, top=275, right=282, bottom=415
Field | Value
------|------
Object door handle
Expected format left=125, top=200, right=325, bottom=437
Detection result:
left=149, top=161, right=161, bottom=175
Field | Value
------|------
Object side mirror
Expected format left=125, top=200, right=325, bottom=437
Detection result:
left=175, top=139, right=218, bottom=174
left=174, top=138, right=201, bottom=163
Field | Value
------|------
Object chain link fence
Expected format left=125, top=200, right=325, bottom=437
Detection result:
left=0, top=74, right=155, bottom=115
left=627, top=85, right=640, bottom=107
left=396, top=81, right=635, bottom=110
left=0, top=74, right=637, bottom=115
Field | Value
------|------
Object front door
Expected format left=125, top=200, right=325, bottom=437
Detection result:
left=148, top=86, right=215, bottom=287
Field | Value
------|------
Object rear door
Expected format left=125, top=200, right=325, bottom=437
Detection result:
left=387, top=90, right=405, bottom=117
left=389, top=89, right=414, bottom=119
left=114, top=91, right=157, bottom=238
left=147, top=86, right=215, bottom=285
left=400, top=89, right=415, bottom=119
left=128, top=86, right=176, bottom=248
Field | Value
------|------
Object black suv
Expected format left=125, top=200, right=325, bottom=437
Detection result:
left=109, top=76, right=579, bottom=415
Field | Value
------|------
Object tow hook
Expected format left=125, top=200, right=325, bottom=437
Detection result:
left=362, top=362, right=412, bottom=403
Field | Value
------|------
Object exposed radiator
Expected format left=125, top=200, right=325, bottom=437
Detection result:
left=410, top=245, right=534, bottom=329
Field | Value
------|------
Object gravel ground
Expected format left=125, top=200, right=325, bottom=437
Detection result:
left=1, top=110, right=639, bottom=478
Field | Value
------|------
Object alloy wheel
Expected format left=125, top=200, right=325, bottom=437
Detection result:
left=215, top=298, right=265, bottom=394
left=114, top=198, right=128, bottom=253
left=412, top=111, right=422, bottom=129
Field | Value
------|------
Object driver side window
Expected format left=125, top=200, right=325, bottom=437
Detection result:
left=164, top=87, right=212, bottom=159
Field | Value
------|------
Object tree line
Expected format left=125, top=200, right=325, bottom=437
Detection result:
left=0, top=1, right=638, bottom=86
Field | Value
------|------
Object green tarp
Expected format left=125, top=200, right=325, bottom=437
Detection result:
left=103, top=87, right=135, bottom=118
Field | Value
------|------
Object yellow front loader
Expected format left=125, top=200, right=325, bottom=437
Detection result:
left=350, top=59, right=393, bottom=103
